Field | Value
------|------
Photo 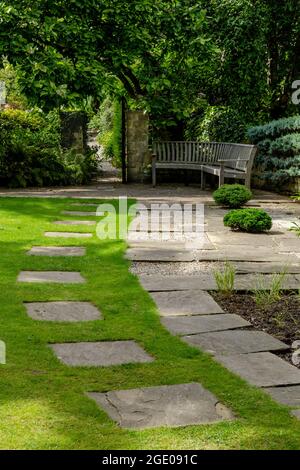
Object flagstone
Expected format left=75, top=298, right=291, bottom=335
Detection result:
left=126, top=249, right=195, bottom=262
left=44, top=231, right=93, bottom=238
left=18, top=271, right=85, bottom=284
left=233, top=262, right=300, bottom=274
left=50, top=341, right=153, bottom=366
left=62, top=211, right=99, bottom=217
left=183, top=330, right=288, bottom=355
left=53, top=220, right=96, bottom=226
left=87, top=383, right=234, bottom=429
left=265, top=385, right=300, bottom=407
left=150, top=290, right=223, bottom=316
left=28, top=246, right=85, bottom=256
left=216, top=352, right=300, bottom=387
left=161, top=314, right=250, bottom=335
left=25, top=301, right=102, bottom=322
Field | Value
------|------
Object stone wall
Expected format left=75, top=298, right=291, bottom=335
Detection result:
left=126, top=110, right=150, bottom=182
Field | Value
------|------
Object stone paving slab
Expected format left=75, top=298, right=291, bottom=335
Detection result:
left=138, top=273, right=300, bottom=292
left=54, top=220, right=96, bottom=226
left=50, top=341, right=154, bottom=366
left=233, top=262, right=300, bottom=274
left=27, top=246, right=86, bottom=257
left=216, top=352, right=300, bottom=387
left=162, top=314, right=251, bottom=336
left=292, top=410, right=300, bottom=420
left=87, top=383, right=234, bottom=429
left=18, top=271, right=85, bottom=284
left=150, top=290, right=223, bottom=316
left=62, top=211, right=99, bottom=217
left=183, top=330, right=288, bottom=355
left=126, top=249, right=195, bottom=262
left=207, top=232, right=274, bottom=246
left=277, top=238, right=300, bottom=252
left=265, top=385, right=300, bottom=407
left=25, top=301, right=102, bottom=322
left=44, top=231, right=93, bottom=238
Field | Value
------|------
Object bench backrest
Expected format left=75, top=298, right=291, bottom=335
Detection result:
left=152, top=141, right=257, bottom=172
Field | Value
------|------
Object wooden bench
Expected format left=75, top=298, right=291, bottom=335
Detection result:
left=152, top=141, right=257, bottom=189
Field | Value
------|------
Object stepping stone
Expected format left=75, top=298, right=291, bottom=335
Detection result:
left=62, top=211, right=99, bottom=217
left=291, top=410, right=300, bottom=420
left=207, top=232, right=273, bottom=246
left=150, top=290, right=223, bottom=317
left=44, top=232, right=92, bottom=238
left=278, top=238, right=300, bottom=252
left=27, top=246, right=85, bottom=257
left=87, top=383, right=234, bottom=429
left=50, top=341, right=153, bottom=366
left=25, top=301, right=102, bottom=322
left=216, top=352, right=300, bottom=388
left=265, top=385, right=300, bottom=407
left=53, top=220, right=96, bottom=226
left=183, top=330, right=288, bottom=355
left=18, top=271, right=85, bottom=284
left=162, top=314, right=251, bottom=336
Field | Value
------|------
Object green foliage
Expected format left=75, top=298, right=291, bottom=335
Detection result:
left=252, top=271, right=287, bottom=310
left=248, top=116, right=300, bottom=189
left=224, top=208, right=272, bottom=233
left=185, top=106, right=248, bottom=143
left=213, top=184, right=252, bottom=208
left=0, top=109, right=97, bottom=187
left=0, top=60, right=27, bottom=108
left=248, top=116, right=300, bottom=144
left=94, top=98, right=122, bottom=166
left=214, top=262, right=236, bottom=297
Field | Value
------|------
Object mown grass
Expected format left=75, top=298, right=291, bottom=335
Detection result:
left=0, top=196, right=299, bottom=450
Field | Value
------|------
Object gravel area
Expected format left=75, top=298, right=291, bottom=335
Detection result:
left=130, top=261, right=223, bottom=276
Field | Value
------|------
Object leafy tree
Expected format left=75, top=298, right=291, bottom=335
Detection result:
left=0, top=0, right=216, bottom=125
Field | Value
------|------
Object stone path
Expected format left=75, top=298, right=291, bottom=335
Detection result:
left=126, top=196, right=300, bottom=422
left=15, top=191, right=300, bottom=429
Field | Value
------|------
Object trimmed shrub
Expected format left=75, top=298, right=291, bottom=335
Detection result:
left=213, top=184, right=252, bottom=208
left=224, top=208, right=272, bottom=233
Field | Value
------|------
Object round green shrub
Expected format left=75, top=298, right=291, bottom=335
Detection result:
left=224, top=209, right=272, bottom=233
left=213, top=184, right=252, bottom=208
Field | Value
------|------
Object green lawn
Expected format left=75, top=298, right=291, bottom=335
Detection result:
left=0, top=196, right=299, bottom=450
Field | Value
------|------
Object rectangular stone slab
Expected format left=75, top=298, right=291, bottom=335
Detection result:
left=18, top=271, right=85, bottom=284
left=162, top=314, right=251, bottom=336
left=216, top=352, right=300, bottom=387
left=265, top=386, right=300, bottom=407
left=183, top=330, right=288, bottom=355
left=87, top=383, right=234, bottom=429
left=50, top=341, right=154, bottom=366
left=139, top=274, right=216, bottom=292
left=27, top=246, right=86, bottom=257
left=150, top=290, right=223, bottom=316
left=233, top=262, right=300, bottom=274
left=25, top=301, right=102, bottom=322
left=126, top=249, right=196, bottom=262
left=54, top=220, right=96, bottom=226
left=44, top=232, right=92, bottom=238
left=62, top=211, right=98, bottom=217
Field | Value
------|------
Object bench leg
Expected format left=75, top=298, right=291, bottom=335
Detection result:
left=219, top=164, right=225, bottom=187
left=152, top=158, right=156, bottom=188
left=245, top=174, right=251, bottom=190
left=201, top=167, right=205, bottom=190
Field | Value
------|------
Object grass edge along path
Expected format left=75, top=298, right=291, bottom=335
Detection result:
left=0, top=196, right=299, bottom=450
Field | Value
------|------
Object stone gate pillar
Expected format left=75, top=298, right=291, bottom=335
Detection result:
left=126, top=110, right=150, bottom=183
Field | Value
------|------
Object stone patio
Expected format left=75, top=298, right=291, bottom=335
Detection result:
left=161, top=314, right=250, bottom=335
left=150, top=290, right=223, bottom=316
left=87, top=383, right=234, bottom=429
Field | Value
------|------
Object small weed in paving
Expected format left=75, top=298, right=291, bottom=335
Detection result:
left=214, top=262, right=236, bottom=297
